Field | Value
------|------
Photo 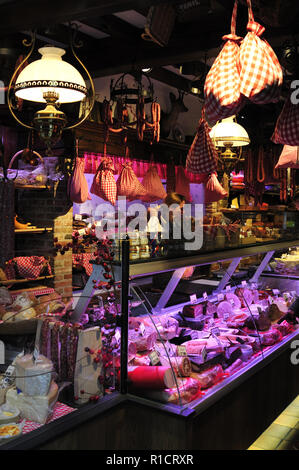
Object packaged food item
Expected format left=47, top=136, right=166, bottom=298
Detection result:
left=15, top=354, right=53, bottom=396
left=6, top=381, right=58, bottom=424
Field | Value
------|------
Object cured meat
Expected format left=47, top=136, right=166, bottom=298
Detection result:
left=226, top=311, right=249, bottom=328
left=182, top=303, right=203, bottom=318
left=128, top=366, right=176, bottom=390
left=216, top=301, right=233, bottom=318
left=245, top=311, right=271, bottom=331
left=191, top=364, right=224, bottom=389
left=128, top=327, right=157, bottom=352
left=265, top=303, right=283, bottom=322
left=143, top=377, right=201, bottom=405
left=260, top=328, right=282, bottom=346
left=225, top=293, right=241, bottom=309
left=224, top=358, right=243, bottom=374
left=160, top=356, right=192, bottom=377
left=272, top=321, right=294, bottom=336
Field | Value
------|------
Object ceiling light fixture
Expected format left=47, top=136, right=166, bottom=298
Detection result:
left=7, top=28, right=95, bottom=154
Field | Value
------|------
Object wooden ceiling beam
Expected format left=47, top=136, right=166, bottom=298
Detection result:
left=0, top=0, right=176, bottom=35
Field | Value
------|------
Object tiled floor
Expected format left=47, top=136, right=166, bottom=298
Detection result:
left=248, top=396, right=299, bottom=450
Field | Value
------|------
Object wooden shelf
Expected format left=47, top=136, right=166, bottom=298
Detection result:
left=14, top=228, right=53, bottom=234
left=14, top=184, right=47, bottom=190
left=0, top=275, right=54, bottom=286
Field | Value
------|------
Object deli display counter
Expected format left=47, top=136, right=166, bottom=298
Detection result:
left=0, top=240, right=299, bottom=450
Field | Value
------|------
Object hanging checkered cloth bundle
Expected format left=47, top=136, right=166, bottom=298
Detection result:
left=117, top=161, right=148, bottom=201
left=204, top=0, right=244, bottom=124
left=186, top=107, right=218, bottom=175
left=90, top=156, right=117, bottom=205
left=272, top=91, right=299, bottom=146
left=237, top=0, right=283, bottom=105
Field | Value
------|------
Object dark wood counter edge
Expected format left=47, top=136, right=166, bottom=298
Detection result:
left=0, top=392, right=126, bottom=450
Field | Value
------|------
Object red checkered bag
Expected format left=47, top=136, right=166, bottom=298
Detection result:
left=275, top=145, right=299, bottom=169
left=5, top=256, right=52, bottom=280
left=205, top=173, right=228, bottom=203
left=237, top=0, right=283, bottom=105
left=272, top=92, right=299, bottom=146
left=141, top=165, right=166, bottom=202
left=117, top=161, right=148, bottom=201
left=90, top=157, right=117, bottom=205
left=204, top=0, right=245, bottom=124
left=186, top=107, right=218, bottom=175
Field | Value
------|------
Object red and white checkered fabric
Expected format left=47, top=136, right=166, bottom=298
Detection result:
left=117, top=161, right=148, bottom=201
left=237, top=0, right=283, bottom=105
left=186, top=108, right=218, bottom=175
left=22, top=402, right=76, bottom=434
left=272, top=92, right=299, bottom=146
left=5, top=256, right=52, bottom=280
left=90, top=157, right=117, bottom=205
left=205, top=173, right=228, bottom=203
left=72, top=253, right=96, bottom=277
left=204, top=0, right=245, bottom=124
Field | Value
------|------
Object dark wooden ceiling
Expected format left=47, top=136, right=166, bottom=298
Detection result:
left=0, top=0, right=299, bottom=94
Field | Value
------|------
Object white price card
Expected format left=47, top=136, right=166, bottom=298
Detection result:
left=115, top=329, right=121, bottom=342
left=177, top=345, right=187, bottom=357
left=74, top=214, right=82, bottom=221
left=226, top=285, right=231, bottom=292
left=190, top=294, right=197, bottom=304
left=149, top=351, right=160, bottom=366
left=202, top=346, right=207, bottom=362
left=203, top=292, right=208, bottom=299
left=78, top=228, right=86, bottom=236
left=241, top=280, right=247, bottom=287
left=272, top=289, right=280, bottom=295
left=223, top=313, right=230, bottom=321
left=211, top=327, right=220, bottom=337
left=139, top=323, right=145, bottom=336
left=217, top=293, right=224, bottom=301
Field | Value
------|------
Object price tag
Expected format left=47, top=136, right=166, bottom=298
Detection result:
left=190, top=294, right=197, bottom=304
left=33, top=346, right=39, bottom=363
left=217, top=293, right=224, bottom=301
left=78, top=228, right=86, bottom=236
left=226, top=285, right=231, bottom=292
left=149, top=351, right=160, bottom=366
left=283, top=293, right=289, bottom=301
left=203, top=292, right=208, bottom=300
left=211, top=327, right=220, bottom=336
left=177, top=345, right=187, bottom=357
left=272, top=289, right=280, bottom=295
left=115, top=329, right=121, bottom=342
left=241, top=280, right=247, bottom=287
left=139, top=323, right=145, bottom=336
left=201, top=346, right=207, bottom=362
left=74, top=214, right=82, bottom=221
left=223, top=313, right=230, bottom=321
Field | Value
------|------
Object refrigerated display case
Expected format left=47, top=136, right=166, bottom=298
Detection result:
left=1, top=240, right=299, bottom=450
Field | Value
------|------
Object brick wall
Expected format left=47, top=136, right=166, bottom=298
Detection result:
left=16, top=178, right=73, bottom=301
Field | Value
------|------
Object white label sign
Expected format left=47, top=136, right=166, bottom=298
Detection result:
left=190, top=294, right=197, bottom=304
left=177, top=345, right=187, bottom=357
left=149, top=351, right=160, bottom=366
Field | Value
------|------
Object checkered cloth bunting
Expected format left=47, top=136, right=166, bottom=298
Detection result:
left=204, top=0, right=245, bottom=124
left=90, top=157, right=117, bottom=205
left=237, top=0, right=283, bottom=105
left=272, top=92, right=299, bottom=146
left=186, top=108, right=218, bottom=175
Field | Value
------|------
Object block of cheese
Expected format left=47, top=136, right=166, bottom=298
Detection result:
left=15, top=354, right=53, bottom=396
left=6, top=381, right=58, bottom=424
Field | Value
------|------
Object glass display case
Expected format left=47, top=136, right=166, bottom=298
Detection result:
left=125, top=241, right=299, bottom=414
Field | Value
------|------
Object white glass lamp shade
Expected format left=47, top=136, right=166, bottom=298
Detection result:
left=210, top=116, right=250, bottom=147
left=15, top=46, right=87, bottom=104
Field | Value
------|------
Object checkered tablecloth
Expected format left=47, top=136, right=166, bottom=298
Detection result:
left=22, top=402, right=77, bottom=434
left=5, top=257, right=52, bottom=280
left=72, top=253, right=96, bottom=277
